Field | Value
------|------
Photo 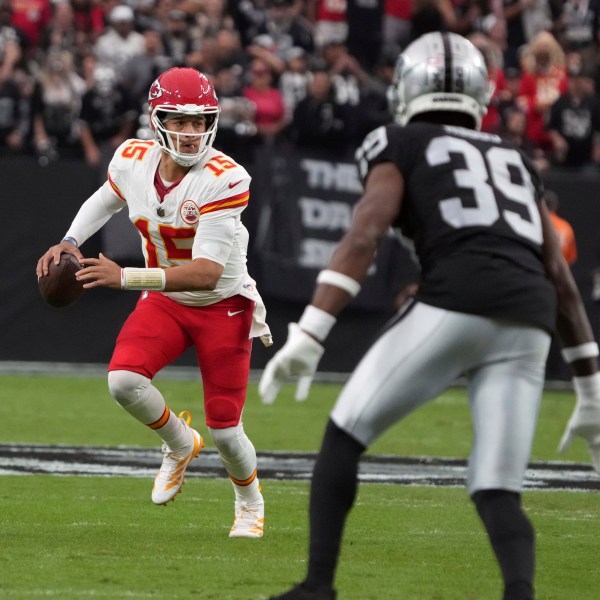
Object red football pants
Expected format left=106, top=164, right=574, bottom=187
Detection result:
left=108, top=292, right=254, bottom=428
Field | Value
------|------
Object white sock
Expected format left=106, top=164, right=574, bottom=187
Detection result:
left=209, top=424, right=262, bottom=503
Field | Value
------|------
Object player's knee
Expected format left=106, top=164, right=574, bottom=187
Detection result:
left=209, top=424, right=249, bottom=458
left=205, top=396, right=241, bottom=428
left=108, top=370, right=150, bottom=406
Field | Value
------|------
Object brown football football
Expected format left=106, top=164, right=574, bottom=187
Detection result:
left=38, top=253, right=85, bottom=308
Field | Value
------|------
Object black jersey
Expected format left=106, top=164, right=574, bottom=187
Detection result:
left=355, top=122, right=557, bottom=332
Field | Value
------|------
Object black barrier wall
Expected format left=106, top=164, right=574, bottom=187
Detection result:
left=3, top=151, right=600, bottom=379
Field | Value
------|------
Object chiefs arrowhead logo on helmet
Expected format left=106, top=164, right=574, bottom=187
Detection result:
left=148, top=79, right=163, bottom=100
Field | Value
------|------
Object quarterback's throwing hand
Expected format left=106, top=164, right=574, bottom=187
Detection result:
left=259, top=323, right=324, bottom=405
left=559, top=387, right=600, bottom=474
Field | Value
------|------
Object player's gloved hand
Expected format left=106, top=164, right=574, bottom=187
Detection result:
left=259, top=322, right=324, bottom=405
left=559, top=374, right=600, bottom=474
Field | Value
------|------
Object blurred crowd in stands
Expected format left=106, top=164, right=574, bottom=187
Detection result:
left=2, top=0, right=600, bottom=174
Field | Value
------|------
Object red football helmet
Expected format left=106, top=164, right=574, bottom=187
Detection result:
left=148, top=67, right=220, bottom=167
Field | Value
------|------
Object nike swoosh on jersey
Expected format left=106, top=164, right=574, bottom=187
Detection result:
left=228, top=310, right=244, bottom=316
left=228, top=180, right=243, bottom=189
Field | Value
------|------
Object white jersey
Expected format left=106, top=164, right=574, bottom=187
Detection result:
left=107, top=139, right=252, bottom=307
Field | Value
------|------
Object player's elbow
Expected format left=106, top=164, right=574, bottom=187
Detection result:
left=195, top=258, right=224, bottom=290
left=348, top=236, right=378, bottom=259
left=345, top=226, right=384, bottom=260
left=188, top=269, right=221, bottom=291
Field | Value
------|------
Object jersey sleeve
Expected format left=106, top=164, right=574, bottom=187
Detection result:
left=106, top=138, right=157, bottom=203
left=355, top=124, right=417, bottom=184
left=192, top=211, right=236, bottom=265
left=197, top=157, right=251, bottom=218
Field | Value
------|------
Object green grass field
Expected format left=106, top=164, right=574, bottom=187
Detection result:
left=1, top=374, right=599, bottom=599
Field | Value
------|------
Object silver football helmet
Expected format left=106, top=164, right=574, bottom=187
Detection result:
left=389, top=32, right=493, bottom=130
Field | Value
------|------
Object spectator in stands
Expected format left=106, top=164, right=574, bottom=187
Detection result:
left=319, top=35, right=368, bottom=111
left=42, top=0, right=94, bottom=71
left=546, top=52, right=600, bottom=171
left=9, top=0, right=52, bottom=56
left=0, top=2, right=21, bottom=75
left=30, top=48, right=85, bottom=162
left=253, top=0, right=314, bottom=59
left=212, top=63, right=257, bottom=159
left=193, top=0, right=233, bottom=39
left=79, top=64, right=135, bottom=168
left=209, top=28, right=248, bottom=71
left=212, top=61, right=246, bottom=99
left=242, top=57, right=287, bottom=143
left=409, top=0, right=455, bottom=41
left=40, top=1, right=78, bottom=54
left=358, top=44, right=398, bottom=139
left=500, top=65, right=522, bottom=116
left=521, top=0, right=555, bottom=43
left=186, top=27, right=248, bottom=76
left=382, top=0, right=412, bottom=49
left=517, top=30, right=567, bottom=154
left=448, top=0, right=494, bottom=37
left=228, top=0, right=268, bottom=48
left=345, top=0, right=384, bottom=71
left=502, top=105, right=550, bottom=172
left=71, top=0, right=105, bottom=45
left=469, top=31, right=509, bottom=134
left=309, top=0, right=348, bottom=51
left=0, top=58, right=27, bottom=153
left=246, top=32, right=286, bottom=77
left=501, top=0, right=529, bottom=69
left=554, top=0, right=600, bottom=79
left=121, top=28, right=174, bottom=114
left=0, top=84, right=25, bottom=151
left=544, top=189, right=578, bottom=265
left=0, top=1, right=25, bottom=52
left=134, top=0, right=165, bottom=35
left=278, top=45, right=311, bottom=120
left=162, top=8, right=198, bottom=66
left=287, top=65, right=356, bottom=152
left=94, top=5, right=145, bottom=80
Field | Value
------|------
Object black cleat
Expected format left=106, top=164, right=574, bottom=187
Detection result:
left=269, top=583, right=337, bottom=600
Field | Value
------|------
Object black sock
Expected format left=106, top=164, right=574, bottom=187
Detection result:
left=304, top=420, right=365, bottom=591
left=473, top=489, right=535, bottom=600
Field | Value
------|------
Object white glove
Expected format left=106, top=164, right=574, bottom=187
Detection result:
left=259, top=322, right=324, bottom=405
left=559, top=375, right=600, bottom=474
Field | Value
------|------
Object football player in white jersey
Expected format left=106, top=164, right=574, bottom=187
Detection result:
left=36, top=67, right=272, bottom=538
left=260, top=33, right=600, bottom=599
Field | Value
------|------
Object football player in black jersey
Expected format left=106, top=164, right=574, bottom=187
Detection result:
left=260, top=32, right=600, bottom=600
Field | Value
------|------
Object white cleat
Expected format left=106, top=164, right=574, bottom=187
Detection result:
left=229, top=495, right=265, bottom=538
left=151, top=411, right=204, bottom=506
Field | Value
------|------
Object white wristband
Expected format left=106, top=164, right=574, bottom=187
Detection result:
left=562, top=342, right=599, bottom=363
left=316, top=269, right=361, bottom=298
left=573, top=372, right=600, bottom=399
left=121, top=267, right=166, bottom=291
left=298, top=305, right=337, bottom=342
